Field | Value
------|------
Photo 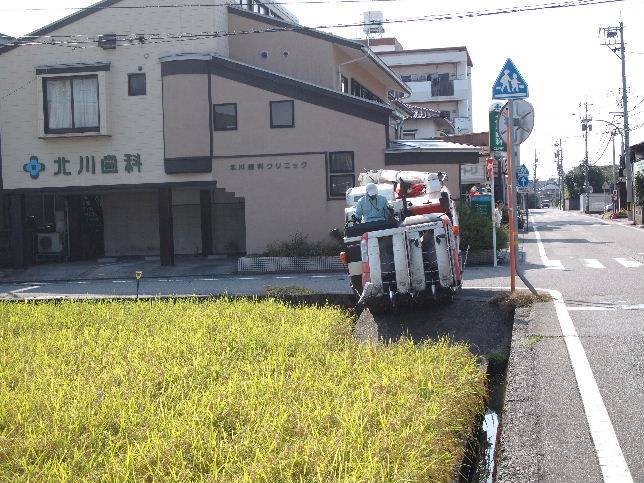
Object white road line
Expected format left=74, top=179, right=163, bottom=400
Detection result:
left=622, top=304, right=644, bottom=310
left=198, top=278, right=219, bottom=281
left=468, top=285, right=633, bottom=481
left=567, top=306, right=615, bottom=311
left=531, top=221, right=564, bottom=269
left=275, top=276, right=295, bottom=279
left=10, top=285, right=40, bottom=294
left=583, top=259, right=606, bottom=269
left=112, top=280, right=133, bottom=284
left=550, top=289, right=633, bottom=482
left=311, top=275, right=331, bottom=278
left=614, top=257, right=643, bottom=268
left=237, top=277, right=257, bottom=280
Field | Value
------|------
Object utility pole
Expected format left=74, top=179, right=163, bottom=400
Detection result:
left=601, top=22, right=633, bottom=219
left=555, top=139, right=565, bottom=210
left=533, top=150, right=538, bottom=189
left=581, top=102, right=592, bottom=213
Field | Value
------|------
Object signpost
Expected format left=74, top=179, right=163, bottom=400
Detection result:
left=493, top=58, right=531, bottom=292
left=487, top=158, right=498, bottom=267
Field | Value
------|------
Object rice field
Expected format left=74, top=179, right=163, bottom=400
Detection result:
left=0, top=299, right=486, bottom=482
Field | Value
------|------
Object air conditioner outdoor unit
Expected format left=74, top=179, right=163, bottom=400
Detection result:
left=36, top=232, right=63, bottom=254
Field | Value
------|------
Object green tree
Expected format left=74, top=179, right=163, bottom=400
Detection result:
left=634, top=173, right=644, bottom=207
left=564, top=165, right=606, bottom=198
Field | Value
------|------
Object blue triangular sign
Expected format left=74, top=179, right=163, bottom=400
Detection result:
left=492, top=58, right=528, bottom=100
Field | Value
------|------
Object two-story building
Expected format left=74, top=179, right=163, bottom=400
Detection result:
left=366, top=38, right=473, bottom=138
left=0, top=1, right=480, bottom=269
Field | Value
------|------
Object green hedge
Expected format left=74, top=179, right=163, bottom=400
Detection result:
left=457, top=201, right=509, bottom=251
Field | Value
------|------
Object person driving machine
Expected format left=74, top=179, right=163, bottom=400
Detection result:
left=354, top=183, right=390, bottom=223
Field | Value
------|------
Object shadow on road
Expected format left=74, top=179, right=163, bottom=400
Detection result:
left=354, top=289, right=514, bottom=357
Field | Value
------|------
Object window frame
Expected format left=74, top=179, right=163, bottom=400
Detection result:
left=341, top=75, right=349, bottom=94
left=269, top=100, right=294, bottom=129
left=42, top=74, right=101, bottom=135
left=213, top=103, right=238, bottom=131
left=127, top=73, right=146, bottom=96
left=327, top=151, right=355, bottom=199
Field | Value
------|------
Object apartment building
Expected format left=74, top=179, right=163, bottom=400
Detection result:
left=365, top=38, right=473, bottom=138
left=1, top=0, right=440, bottom=268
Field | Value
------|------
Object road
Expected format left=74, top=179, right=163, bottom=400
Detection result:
left=509, top=209, right=643, bottom=482
left=0, top=272, right=351, bottom=299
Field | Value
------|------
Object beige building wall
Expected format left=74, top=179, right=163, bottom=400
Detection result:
left=208, top=75, right=387, bottom=253
left=228, top=11, right=391, bottom=101
left=333, top=48, right=389, bottom=101
left=162, top=74, right=211, bottom=159
left=0, top=0, right=229, bottom=191
left=228, top=13, right=336, bottom=88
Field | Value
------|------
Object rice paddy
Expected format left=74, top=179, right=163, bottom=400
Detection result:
left=0, top=299, right=486, bottom=482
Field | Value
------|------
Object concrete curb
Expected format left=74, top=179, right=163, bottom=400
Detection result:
left=0, top=292, right=358, bottom=307
left=495, top=305, right=540, bottom=482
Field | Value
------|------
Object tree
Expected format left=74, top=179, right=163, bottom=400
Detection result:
left=564, top=165, right=606, bottom=198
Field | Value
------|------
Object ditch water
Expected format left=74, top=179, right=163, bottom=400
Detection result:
left=460, top=360, right=506, bottom=483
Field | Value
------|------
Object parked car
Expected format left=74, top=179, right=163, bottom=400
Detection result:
left=541, top=200, right=551, bottom=208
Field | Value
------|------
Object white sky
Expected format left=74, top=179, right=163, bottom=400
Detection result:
left=1, top=0, right=643, bottom=180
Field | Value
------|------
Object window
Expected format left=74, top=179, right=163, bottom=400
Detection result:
left=43, top=76, right=99, bottom=134
left=431, top=73, right=454, bottom=97
left=350, top=78, right=383, bottom=104
left=213, top=103, right=238, bottom=131
left=270, top=100, right=294, bottom=128
left=402, top=130, right=417, bottom=140
left=328, top=152, right=355, bottom=198
left=341, top=75, right=349, bottom=94
left=128, top=73, right=146, bottom=96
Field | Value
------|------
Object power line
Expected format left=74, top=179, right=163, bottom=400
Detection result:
left=0, top=0, right=622, bottom=11
left=4, top=0, right=625, bottom=43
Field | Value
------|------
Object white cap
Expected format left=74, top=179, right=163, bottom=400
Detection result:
left=366, top=183, right=378, bottom=196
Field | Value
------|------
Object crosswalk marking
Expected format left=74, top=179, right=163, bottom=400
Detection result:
left=584, top=259, right=606, bottom=269
left=614, top=257, right=643, bottom=268
left=545, top=260, right=564, bottom=270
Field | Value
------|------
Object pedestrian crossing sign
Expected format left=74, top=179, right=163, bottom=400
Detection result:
left=492, top=58, right=529, bottom=100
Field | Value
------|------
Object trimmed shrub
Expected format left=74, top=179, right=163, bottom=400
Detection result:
left=457, top=201, right=509, bottom=251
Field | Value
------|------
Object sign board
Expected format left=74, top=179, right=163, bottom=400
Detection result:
left=470, top=194, right=492, bottom=217
left=461, top=161, right=487, bottom=184
left=492, top=58, right=529, bottom=100
left=489, top=103, right=506, bottom=152
left=517, top=187, right=534, bottom=194
left=602, top=181, right=610, bottom=191
left=517, top=164, right=530, bottom=188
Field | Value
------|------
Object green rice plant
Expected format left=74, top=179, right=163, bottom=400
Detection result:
left=0, top=299, right=486, bottom=482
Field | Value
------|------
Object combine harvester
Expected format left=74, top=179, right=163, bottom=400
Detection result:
left=340, top=169, right=463, bottom=310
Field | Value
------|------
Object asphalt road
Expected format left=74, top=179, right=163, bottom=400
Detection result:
left=515, top=209, right=643, bottom=482
left=0, top=272, right=352, bottom=299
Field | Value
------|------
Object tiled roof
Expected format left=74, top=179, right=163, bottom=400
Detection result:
left=401, top=103, right=443, bottom=120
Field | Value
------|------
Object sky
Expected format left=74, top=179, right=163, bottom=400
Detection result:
left=1, top=0, right=643, bottom=180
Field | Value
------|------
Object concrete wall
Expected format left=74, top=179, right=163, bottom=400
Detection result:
left=208, top=75, right=387, bottom=253
left=228, top=13, right=336, bottom=88
left=228, top=11, right=390, bottom=101
left=0, top=0, right=229, bottom=191
left=162, top=74, right=211, bottom=159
